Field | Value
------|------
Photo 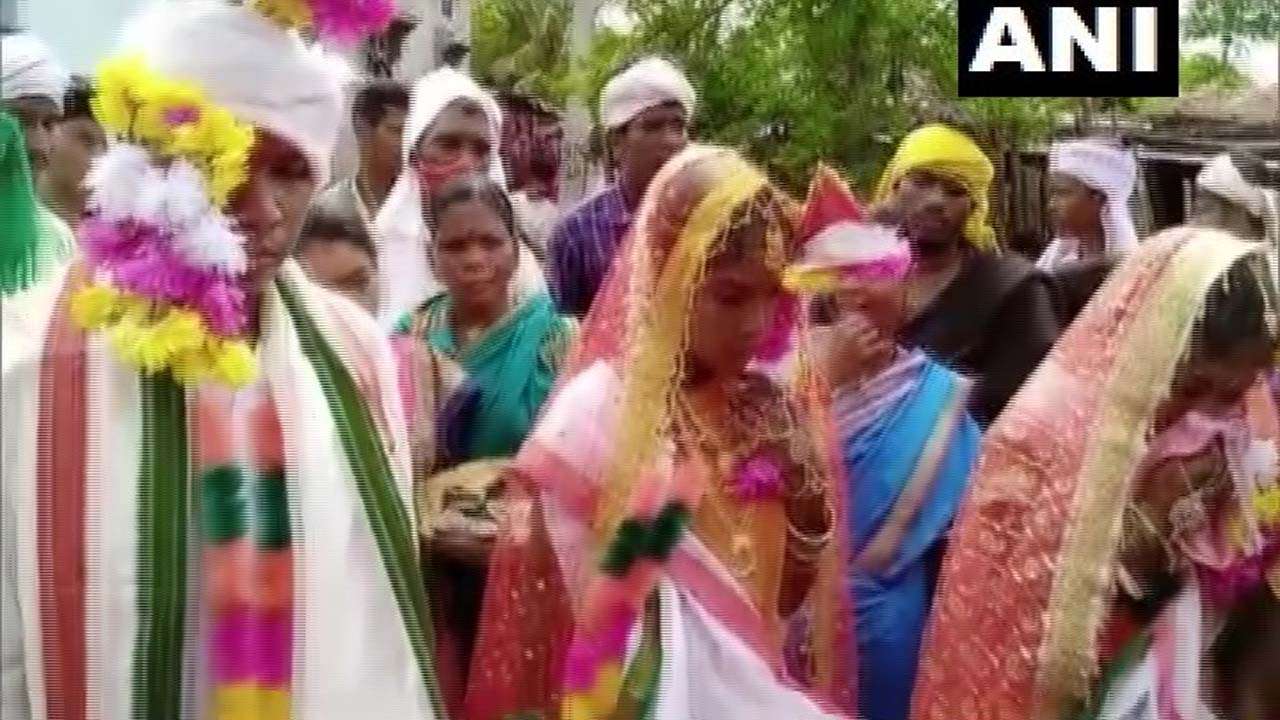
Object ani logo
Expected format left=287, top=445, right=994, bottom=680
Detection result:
left=958, top=0, right=1179, bottom=97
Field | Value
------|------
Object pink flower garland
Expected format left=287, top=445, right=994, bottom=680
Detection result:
left=1197, top=533, right=1280, bottom=607
left=309, top=0, right=395, bottom=45
left=839, top=251, right=912, bottom=283
left=80, top=215, right=247, bottom=336
left=731, top=450, right=785, bottom=502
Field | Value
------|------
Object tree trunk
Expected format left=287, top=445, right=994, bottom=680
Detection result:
left=558, top=0, right=605, bottom=206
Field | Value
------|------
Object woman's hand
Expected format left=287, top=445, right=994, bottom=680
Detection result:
left=822, top=312, right=897, bottom=390
left=1134, top=444, right=1227, bottom=532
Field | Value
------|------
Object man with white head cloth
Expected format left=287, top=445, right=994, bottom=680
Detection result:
left=2, top=31, right=68, bottom=173
left=1038, top=137, right=1140, bottom=271
left=2, top=3, right=446, bottom=719
left=373, top=67, right=546, bottom=329
left=1192, top=152, right=1280, bottom=394
left=1192, top=151, right=1279, bottom=248
left=1, top=30, right=76, bottom=289
left=547, top=56, right=696, bottom=317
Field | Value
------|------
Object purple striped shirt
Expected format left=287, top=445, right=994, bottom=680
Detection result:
left=547, top=183, right=632, bottom=318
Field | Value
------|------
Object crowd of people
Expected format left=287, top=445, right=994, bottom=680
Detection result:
left=2, top=2, right=1279, bottom=719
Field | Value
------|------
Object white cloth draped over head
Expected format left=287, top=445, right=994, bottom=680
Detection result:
left=119, top=1, right=345, bottom=186
left=372, top=67, right=546, bottom=329
left=599, top=56, right=697, bottom=130
left=1198, top=152, right=1280, bottom=295
left=1038, top=138, right=1140, bottom=271
left=1197, top=152, right=1280, bottom=244
left=1, top=32, right=68, bottom=110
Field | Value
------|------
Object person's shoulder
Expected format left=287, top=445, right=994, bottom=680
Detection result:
left=971, top=249, right=1054, bottom=291
left=553, top=312, right=579, bottom=337
left=3, top=266, right=70, bottom=373
left=555, top=185, right=621, bottom=230
left=537, top=312, right=579, bottom=367
left=281, top=262, right=386, bottom=348
left=980, top=249, right=1035, bottom=274
left=394, top=293, right=447, bottom=336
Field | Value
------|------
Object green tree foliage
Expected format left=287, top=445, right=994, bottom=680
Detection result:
left=1180, top=51, right=1251, bottom=90
left=592, top=0, right=1065, bottom=191
left=470, top=0, right=1084, bottom=192
left=1184, top=0, right=1280, bottom=63
left=470, top=0, right=573, bottom=103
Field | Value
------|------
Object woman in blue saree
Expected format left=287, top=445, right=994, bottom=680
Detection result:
left=833, top=343, right=978, bottom=720
left=790, top=165, right=980, bottom=720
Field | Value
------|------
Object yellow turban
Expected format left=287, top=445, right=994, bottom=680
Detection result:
left=873, top=124, right=997, bottom=251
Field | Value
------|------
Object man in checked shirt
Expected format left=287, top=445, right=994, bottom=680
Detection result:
left=547, top=56, right=696, bottom=318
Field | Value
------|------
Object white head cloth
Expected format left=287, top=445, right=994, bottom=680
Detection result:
left=1197, top=152, right=1280, bottom=294
left=1, top=32, right=69, bottom=110
left=372, top=67, right=546, bottom=329
left=1038, top=138, right=1140, bottom=271
left=121, top=1, right=345, bottom=186
left=599, top=56, right=696, bottom=130
left=1197, top=153, right=1280, bottom=242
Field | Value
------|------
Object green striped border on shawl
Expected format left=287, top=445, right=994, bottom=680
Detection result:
left=131, top=371, right=191, bottom=719
left=277, top=280, right=445, bottom=713
left=616, top=592, right=664, bottom=720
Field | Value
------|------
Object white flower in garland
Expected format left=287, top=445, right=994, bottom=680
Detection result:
left=85, top=143, right=247, bottom=275
left=1242, top=438, right=1279, bottom=491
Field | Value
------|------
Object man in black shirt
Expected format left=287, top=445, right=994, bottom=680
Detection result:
left=872, top=124, right=1062, bottom=427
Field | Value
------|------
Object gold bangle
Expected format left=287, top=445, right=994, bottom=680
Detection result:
left=787, top=502, right=834, bottom=557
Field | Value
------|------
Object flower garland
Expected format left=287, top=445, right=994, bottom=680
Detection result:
left=248, top=0, right=395, bottom=45
left=93, top=55, right=254, bottom=208
left=562, top=500, right=693, bottom=720
left=75, top=55, right=258, bottom=388
left=733, top=451, right=785, bottom=502
left=1200, top=485, right=1280, bottom=606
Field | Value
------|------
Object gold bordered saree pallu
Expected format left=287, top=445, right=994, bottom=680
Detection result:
left=909, top=230, right=1264, bottom=720
left=1, top=261, right=445, bottom=720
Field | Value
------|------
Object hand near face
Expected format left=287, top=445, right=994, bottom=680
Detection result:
left=822, top=312, right=896, bottom=390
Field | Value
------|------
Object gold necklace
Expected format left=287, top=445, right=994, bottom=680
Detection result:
left=674, top=389, right=768, bottom=582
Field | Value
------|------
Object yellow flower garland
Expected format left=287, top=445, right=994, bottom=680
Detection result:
left=248, top=0, right=314, bottom=31
left=72, top=284, right=257, bottom=388
left=1253, top=486, right=1280, bottom=527
left=92, top=54, right=254, bottom=207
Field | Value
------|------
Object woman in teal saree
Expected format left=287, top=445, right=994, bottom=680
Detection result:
left=397, top=173, right=575, bottom=464
left=395, top=172, right=575, bottom=718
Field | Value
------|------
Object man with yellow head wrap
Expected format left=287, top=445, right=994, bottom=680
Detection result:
left=873, top=124, right=998, bottom=250
left=873, top=124, right=1060, bottom=427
